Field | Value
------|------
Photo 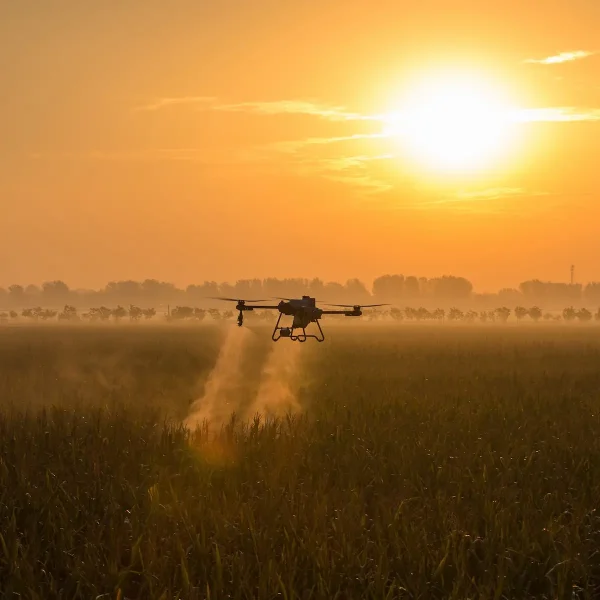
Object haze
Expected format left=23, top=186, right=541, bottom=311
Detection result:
left=1, top=0, right=599, bottom=293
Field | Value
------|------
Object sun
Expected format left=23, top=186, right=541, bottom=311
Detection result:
left=383, top=72, right=520, bottom=173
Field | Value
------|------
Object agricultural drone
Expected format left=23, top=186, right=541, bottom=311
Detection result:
left=210, top=296, right=387, bottom=342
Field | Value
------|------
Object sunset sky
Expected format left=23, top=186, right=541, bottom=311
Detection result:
left=1, top=0, right=599, bottom=292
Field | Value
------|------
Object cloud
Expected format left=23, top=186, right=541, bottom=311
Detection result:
left=515, top=107, right=600, bottom=122
left=134, top=96, right=215, bottom=111
left=524, top=50, right=597, bottom=64
left=294, top=154, right=395, bottom=194
left=267, top=133, right=390, bottom=154
left=213, top=100, right=378, bottom=122
left=450, top=187, right=550, bottom=202
left=135, top=96, right=381, bottom=122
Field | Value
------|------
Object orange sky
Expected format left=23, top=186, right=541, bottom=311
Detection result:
left=1, top=0, right=599, bottom=292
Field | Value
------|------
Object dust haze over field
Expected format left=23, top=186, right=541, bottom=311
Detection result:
left=184, top=324, right=305, bottom=432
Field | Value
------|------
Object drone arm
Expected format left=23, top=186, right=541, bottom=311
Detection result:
left=320, top=309, right=361, bottom=316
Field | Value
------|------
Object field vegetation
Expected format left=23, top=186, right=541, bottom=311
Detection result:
left=1, top=324, right=600, bottom=598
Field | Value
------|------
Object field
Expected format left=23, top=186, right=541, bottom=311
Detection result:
left=1, top=323, right=600, bottom=599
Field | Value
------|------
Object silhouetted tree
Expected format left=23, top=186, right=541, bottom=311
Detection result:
left=448, top=308, right=464, bottom=321
left=58, top=305, right=78, bottom=321
left=171, top=306, right=194, bottom=320
left=562, top=306, right=577, bottom=322
left=129, top=305, right=143, bottom=321
left=373, top=275, right=404, bottom=302
left=514, top=306, right=528, bottom=321
left=142, top=308, right=156, bottom=320
left=390, top=307, right=403, bottom=321
left=8, top=285, right=25, bottom=306
left=494, top=307, right=511, bottom=322
left=463, top=310, right=477, bottom=322
left=112, top=305, right=127, bottom=322
left=577, top=308, right=592, bottom=322
left=529, top=306, right=542, bottom=322
left=42, top=280, right=70, bottom=304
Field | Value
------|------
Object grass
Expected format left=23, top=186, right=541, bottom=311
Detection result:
left=1, top=323, right=600, bottom=598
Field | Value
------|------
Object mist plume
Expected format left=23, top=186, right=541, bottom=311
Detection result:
left=184, top=325, right=253, bottom=431
left=246, top=341, right=302, bottom=420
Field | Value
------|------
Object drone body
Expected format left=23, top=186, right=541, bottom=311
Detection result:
left=212, top=295, right=386, bottom=342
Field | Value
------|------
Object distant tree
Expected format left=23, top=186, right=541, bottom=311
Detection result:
left=390, top=307, right=403, bottom=321
left=0, top=312, right=8, bottom=323
left=129, top=305, right=143, bottom=322
left=577, top=308, right=592, bottom=322
left=404, top=307, right=416, bottom=321
left=514, top=306, right=528, bottom=321
left=464, top=310, right=478, bottom=323
left=89, top=306, right=112, bottom=321
left=142, top=308, right=156, bottom=320
left=498, top=288, right=522, bottom=304
left=562, top=306, right=577, bottom=322
left=494, top=307, right=511, bottom=323
left=39, top=309, right=57, bottom=320
left=415, top=307, right=430, bottom=321
left=373, top=275, right=405, bottom=302
left=208, top=309, right=221, bottom=321
left=22, top=307, right=43, bottom=320
left=345, top=278, right=371, bottom=304
left=8, top=285, right=25, bottom=306
left=543, top=312, right=554, bottom=321
left=58, top=305, right=78, bottom=321
left=42, top=280, right=70, bottom=304
left=9, top=311, right=17, bottom=320
left=528, top=306, right=542, bottom=322
left=223, top=310, right=234, bottom=320
left=404, top=276, right=420, bottom=298
left=171, top=306, right=194, bottom=320
left=431, top=275, right=473, bottom=300
left=193, top=308, right=206, bottom=321
left=112, top=305, right=127, bottom=322
left=431, top=308, right=445, bottom=321
left=448, top=307, right=464, bottom=321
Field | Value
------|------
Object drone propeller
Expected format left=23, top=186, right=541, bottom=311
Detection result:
left=209, top=297, right=270, bottom=303
left=324, top=303, right=389, bottom=308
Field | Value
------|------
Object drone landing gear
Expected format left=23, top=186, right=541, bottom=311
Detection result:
left=271, top=314, right=324, bottom=342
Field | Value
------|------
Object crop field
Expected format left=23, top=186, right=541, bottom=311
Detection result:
left=1, top=323, right=600, bottom=599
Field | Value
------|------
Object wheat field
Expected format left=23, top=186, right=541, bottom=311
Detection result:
left=1, top=323, right=599, bottom=599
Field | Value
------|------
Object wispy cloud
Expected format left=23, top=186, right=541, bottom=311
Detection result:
left=411, top=187, right=553, bottom=214
left=524, top=50, right=597, bottom=64
left=450, top=187, right=549, bottom=202
left=213, top=100, right=379, bottom=122
left=515, top=107, right=600, bottom=122
left=267, top=133, right=390, bottom=154
left=134, top=96, right=215, bottom=111
left=135, top=96, right=380, bottom=122
left=295, top=154, right=395, bottom=194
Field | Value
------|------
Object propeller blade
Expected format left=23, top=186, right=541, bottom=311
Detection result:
left=323, top=303, right=389, bottom=308
left=208, top=297, right=270, bottom=302
left=360, top=304, right=390, bottom=308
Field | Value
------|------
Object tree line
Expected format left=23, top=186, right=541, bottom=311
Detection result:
left=0, top=276, right=598, bottom=310
left=2, top=304, right=600, bottom=325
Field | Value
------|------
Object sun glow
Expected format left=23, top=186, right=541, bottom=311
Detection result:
left=384, top=72, right=521, bottom=173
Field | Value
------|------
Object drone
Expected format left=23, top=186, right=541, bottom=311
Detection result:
left=210, top=295, right=387, bottom=342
